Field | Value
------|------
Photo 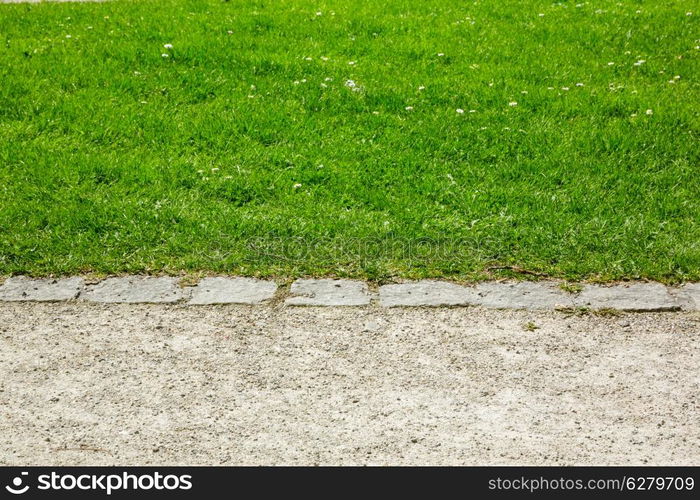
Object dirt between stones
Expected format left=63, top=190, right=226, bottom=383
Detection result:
left=0, top=302, right=698, bottom=465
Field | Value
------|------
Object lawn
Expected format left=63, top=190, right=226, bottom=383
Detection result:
left=0, top=0, right=698, bottom=282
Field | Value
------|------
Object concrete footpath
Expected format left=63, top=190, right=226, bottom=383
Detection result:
left=1, top=301, right=698, bottom=465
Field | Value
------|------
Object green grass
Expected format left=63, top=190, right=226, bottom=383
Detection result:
left=0, top=0, right=698, bottom=281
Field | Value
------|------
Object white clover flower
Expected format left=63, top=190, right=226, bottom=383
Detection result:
left=456, top=108, right=464, bottom=114
left=161, top=53, right=169, bottom=58
left=227, top=30, right=233, bottom=34
left=316, top=11, right=323, bottom=16
left=405, top=106, right=414, bottom=111
left=576, top=82, right=584, bottom=87
left=646, top=109, right=653, bottom=115
left=163, top=43, right=173, bottom=49
left=687, top=12, right=693, bottom=16
left=562, top=87, right=570, bottom=91
left=633, top=59, right=646, bottom=66
left=668, top=80, right=676, bottom=84
left=344, top=80, right=356, bottom=88
left=320, top=56, right=329, bottom=61
left=437, top=53, right=445, bottom=57
left=293, top=183, right=302, bottom=189
left=348, top=61, right=356, bottom=65
left=508, top=101, right=518, bottom=106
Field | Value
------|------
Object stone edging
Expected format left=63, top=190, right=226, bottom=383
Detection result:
left=0, top=276, right=698, bottom=311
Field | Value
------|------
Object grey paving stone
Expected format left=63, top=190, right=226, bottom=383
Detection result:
left=286, top=279, right=371, bottom=306
left=474, top=281, right=574, bottom=310
left=82, top=277, right=187, bottom=304
left=379, top=281, right=478, bottom=307
left=189, top=277, right=277, bottom=305
left=575, top=283, right=679, bottom=311
left=669, top=283, right=700, bottom=311
left=0, top=276, right=83, bottom=302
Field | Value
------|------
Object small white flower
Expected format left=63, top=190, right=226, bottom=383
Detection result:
left=301, top=79, right=307, bottom=83
left=668, top=80, right=676, bottom=84
left=344, top=79, right=356, bottom=88
left=304, top=57, right=312, bottom=61
left=469, top=109, right=476, bottom=113
left=372, top=111, right=380, bottom=115
left=547, top=86, right=554, bottom=90
left=320, top=83, right=327, bottom=88
left=687, top=12, right=693, bottom=16
left=562, top=87, right=569, bottom=91
left=646, top=109, right=653, bottom=115
left=521, top=90, right=528, bottom=94
left=456, top=108, right=464, bottom=114
left=405, top=106, right=414, bottom=111
left=316, top=11, right=323, bottom=16
left=508, top=101, right=518, bottom=107
left=674, top=75, right=681, bottom=80
left=538, top=13, right=545, bottom=17
left=437, top=53, right=445, bottom=57
left=293, top=183, right=302, bottom=189
left=320, top=56, right=329, bottom=61
left=325, top=77, right=333, bottom=81
left=575, top=82, right=584, bottom=87
left=161, top=53, right=169, bottom=58
left=227, top=30, right=233, bottom=34
left=348, top=60, right=356, bottom=65
left=163, top=43, right=173, bottom=49
left=211, top=168, right=219, bottom=172
left=633, top=59, right=646, bottom=66
left=630, top=113, right=637, bottom=118
left=608, top=62, right=615, bottom=66
left=418, top=85, right=425, bottom=90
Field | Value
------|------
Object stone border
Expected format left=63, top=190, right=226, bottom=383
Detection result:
left=0, top=276, right=697, bottom=311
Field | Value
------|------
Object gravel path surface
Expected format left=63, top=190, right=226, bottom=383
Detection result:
left=1, top=302, right=698, bottom=465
